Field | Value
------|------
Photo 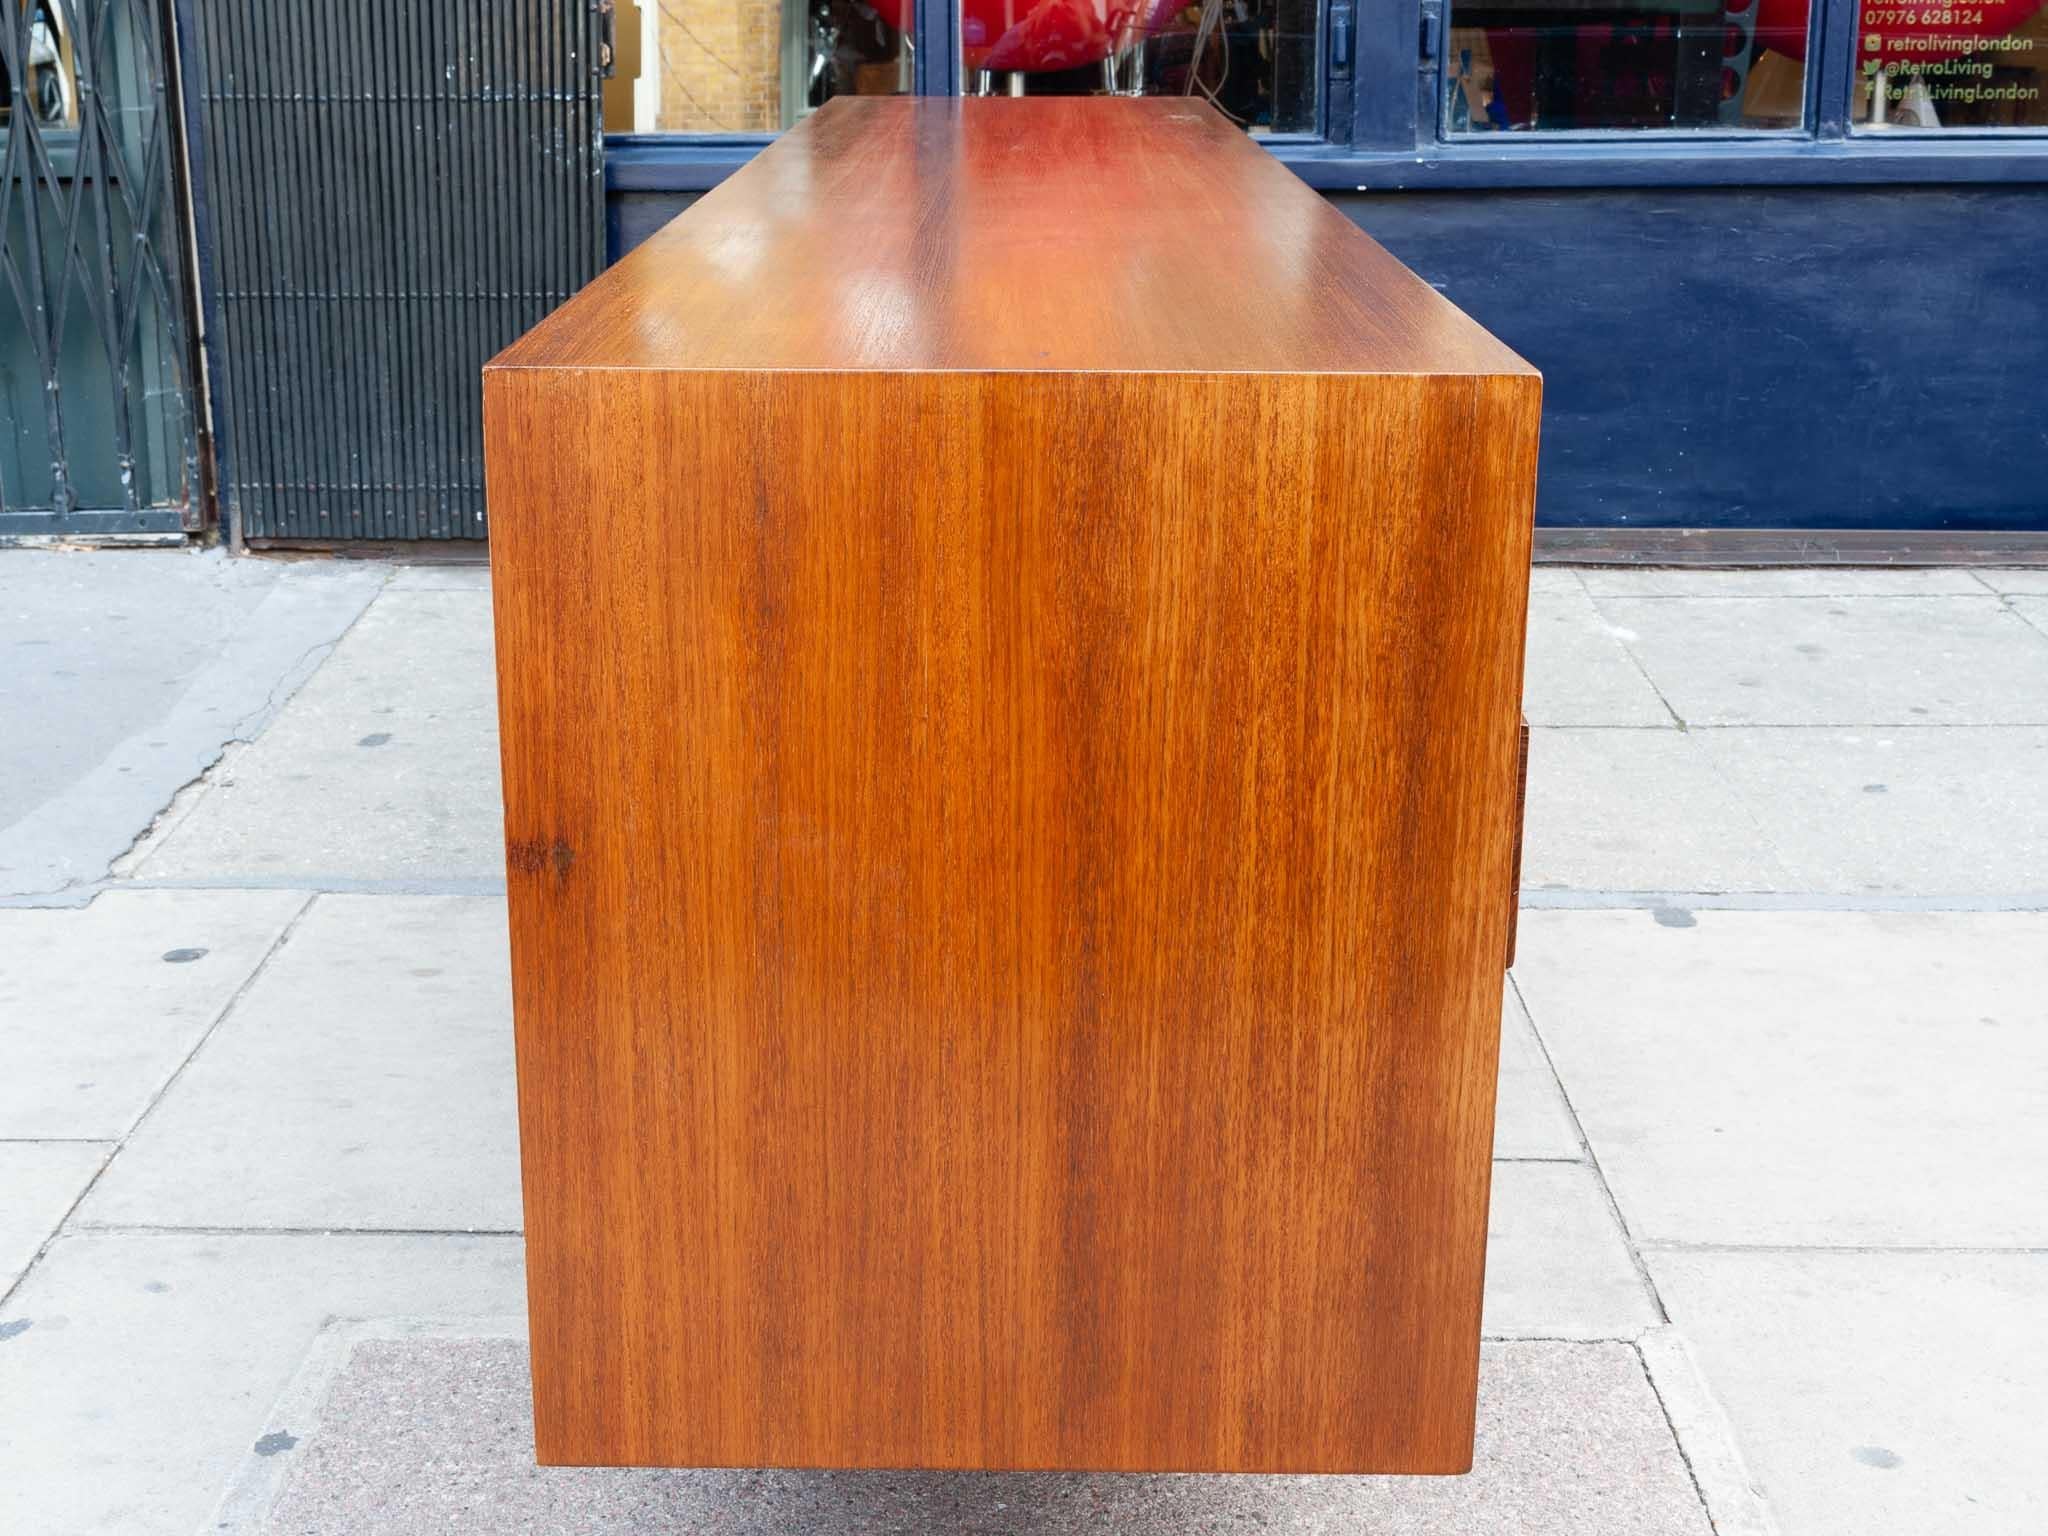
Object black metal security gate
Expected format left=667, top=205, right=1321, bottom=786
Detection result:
left=1, top=0, right=203, bottom=539
left=182, top=2, right=606, bottom=543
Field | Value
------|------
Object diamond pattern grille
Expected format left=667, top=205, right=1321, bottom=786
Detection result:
left=0, top=0, right=199, bottom=535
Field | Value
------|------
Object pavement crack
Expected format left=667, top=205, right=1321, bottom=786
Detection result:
left=1509, top=972, right=1674, bottom=1326
left=0, top=1143, right=118, bottom=1315
left=1630, top=1339, right=1726, bottom=1535
left=102, top=736, right=252, bottom=882
left=1577, top=584, right=1692, bottom=729
left=8, top=893, right=331, bottom=1307
left=1991, top=588, right=2048, bottom=643
left=103, top=567, right=390, bottom=886
left=226, top=634, right=340, bottom=743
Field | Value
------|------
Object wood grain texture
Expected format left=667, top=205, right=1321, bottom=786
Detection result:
left=492, top=97, right=1531, bottom=378
left=487, top=97, right=1540, bottom=1475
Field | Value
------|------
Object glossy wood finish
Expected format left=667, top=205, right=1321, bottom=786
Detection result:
left=494, top=98, right=1531, bottom=378
left=488, top=97, right=1540, bottom=1475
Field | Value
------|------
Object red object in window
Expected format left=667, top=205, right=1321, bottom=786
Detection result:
left=1749, top=0, right=1813, bottom=59
left=1755, top=0, right=2045, bottom=64
left=961, top=0, right=1183, bottom=75
left=1484, top=19, right=1691, bottom=130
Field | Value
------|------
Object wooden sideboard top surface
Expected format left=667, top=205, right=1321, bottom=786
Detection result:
left=491, top=96, right=1534, bottom=379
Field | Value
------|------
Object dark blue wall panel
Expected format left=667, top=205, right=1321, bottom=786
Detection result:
left=1338, top=188, right=2048, bottom=531
left=610, top=192, right=700, bottom=267
left=612, top=184, right=2048, bottom=531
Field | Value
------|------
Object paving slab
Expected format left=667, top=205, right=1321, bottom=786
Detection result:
left=1975, top=567, right=2048, bottom=595
left=0, top=1232, right=526, bottom=1536
left=1526, top=568, right=1585, bottom=596
left=0, top=1141, right=109, bottom=1293
left=1576, top=566, right=1990, bottom=598
left=383, top=563, right=490, bottom=593
left=129, top=589, right=504, bottom=882
left=1592, top=594, right=2048, bottom=726
left=1699, top=725, right=2048, bottom=897
left=0, top=889, right=308, bottom=1138
left=227, top=1334, right=1711, bottom=1536
left=1649, top=1249, right=2048, bottom=1536
left=1513, top=909, right=2048, bottom=1247
left=1521, top=728, right=1792, bottom=893
left=0, top=549, right=386, bottom=897
left=2010, top=593, right=2048, bottom=638
left=1480, top=1162, right=1658, bottom=1339
left=1521, top=580, right=1674, bottom=728
left=1493, top=990, right=1581, bottom=1161
left=79, top=894, right=518, bottom=1232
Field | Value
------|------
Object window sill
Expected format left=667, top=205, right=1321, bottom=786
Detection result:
left=1286, top=135, right=2048, bottom=189
left=605, top=129, right=2048, bottom=194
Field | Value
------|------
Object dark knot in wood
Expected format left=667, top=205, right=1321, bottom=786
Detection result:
left=508, top=837, right=575, bottom=878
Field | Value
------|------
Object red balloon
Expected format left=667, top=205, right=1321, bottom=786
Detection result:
left=1756, top=0, right=2045, bottom=65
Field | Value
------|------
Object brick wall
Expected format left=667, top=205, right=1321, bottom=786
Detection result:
left=655, top=0, right=783, bottom=131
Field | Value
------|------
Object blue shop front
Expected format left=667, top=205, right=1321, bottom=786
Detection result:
left=606, top=0, right=2048, bottom=542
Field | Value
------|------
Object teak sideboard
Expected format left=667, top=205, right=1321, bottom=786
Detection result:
left=486, top=96, right=1539, bottom=1476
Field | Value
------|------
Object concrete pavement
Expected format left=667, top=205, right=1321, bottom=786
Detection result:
left=223, top=1333, right=1717, bottom=1536
left=2, top=550, right=2045, bottom=1533
left=0, top=549, right=384, bottom=900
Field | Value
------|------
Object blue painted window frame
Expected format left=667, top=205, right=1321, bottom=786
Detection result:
left=606, top=0, right=2048, bottom=192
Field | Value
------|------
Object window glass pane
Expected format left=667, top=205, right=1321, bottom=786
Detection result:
left=1445, top=1, right=1811, bottom=132
left=610, top=0, right=911, bottom=132
left=1851, top=1, right=2048, bottom=128
left=1, top=0, right=83, bottom=140
left=958, top=0, right=1322, bottom=135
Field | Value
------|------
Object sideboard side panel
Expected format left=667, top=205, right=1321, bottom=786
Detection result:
left=485, top=364, right=1539, bottom=1473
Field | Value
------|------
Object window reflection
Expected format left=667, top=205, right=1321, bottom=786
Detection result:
left=609, top=0, right=910, bottom=133
left=1, top=0, right=82, bottom=136
left=1446, top=0, right=1812, bottom=132
left=1850, top=0, right=2048, bottom=129
left=959, top=0, right=1322, bottom=136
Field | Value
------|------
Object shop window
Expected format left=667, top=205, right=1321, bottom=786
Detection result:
left=1445, top=0, right=1812, bottom=132
left=600, top=0, right=2048, bottom=144
left=1850, top=0, right=2048, bottom=128
left=606, top=0, right=910, bottom=132
left=958, top=0, right=1322, bottom=135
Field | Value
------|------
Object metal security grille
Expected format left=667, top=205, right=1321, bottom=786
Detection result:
left=0, top=0, right=202, bottom=538
left=189, top=2, right=605, bottom=542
